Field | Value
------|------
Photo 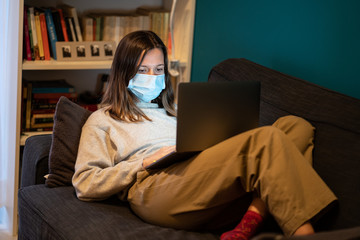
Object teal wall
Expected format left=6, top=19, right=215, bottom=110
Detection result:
left=191, top=0, right=360, bottom=99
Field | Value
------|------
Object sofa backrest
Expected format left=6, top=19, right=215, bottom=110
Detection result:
left=208, top=58, right=360, bottom=231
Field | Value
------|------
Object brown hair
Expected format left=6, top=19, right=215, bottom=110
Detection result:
left=101, top=31, right=176, bottom=122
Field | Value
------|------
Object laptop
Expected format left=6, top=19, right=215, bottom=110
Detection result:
left=145, top=81, right=260, bottom=169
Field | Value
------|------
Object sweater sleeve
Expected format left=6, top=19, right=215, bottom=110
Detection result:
left=72, top=123, right=143, bottom=201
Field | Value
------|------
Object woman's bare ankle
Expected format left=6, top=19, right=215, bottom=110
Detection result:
left=294, top=222, right=315, bottom=235
left=247, top=197, right=267, bottom=217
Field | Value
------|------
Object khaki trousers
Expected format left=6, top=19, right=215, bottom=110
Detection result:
left=128, top=116, right=337, bottom=236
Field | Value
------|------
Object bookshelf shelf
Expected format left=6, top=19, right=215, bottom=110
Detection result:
left=23, top=59, right=188, bottom=70
left=23, top=59, right=113, bottom=70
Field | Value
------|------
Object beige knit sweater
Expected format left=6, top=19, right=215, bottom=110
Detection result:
left=72, top=102, right=176, bottom=201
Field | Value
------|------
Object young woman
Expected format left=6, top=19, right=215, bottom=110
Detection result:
left=72, top=31, right=337, bottom=240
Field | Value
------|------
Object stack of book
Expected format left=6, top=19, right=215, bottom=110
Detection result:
left=22, top=79, right=77, bottom=132
left=78, top=8, right=170, bottom=46
left=23, top=5, right=170, bottom=61
left=136, top=8, right=170, bottom=46
left=24, top=5, right=84, bottom=61
left=87, top=14, right=150, bottom=44
left=97, top=8, right=170, bottom=45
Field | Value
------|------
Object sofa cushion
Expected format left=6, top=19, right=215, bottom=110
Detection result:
left=18, top=185, right=218, bottom=240
left=45, top=97, right=92, bottom=187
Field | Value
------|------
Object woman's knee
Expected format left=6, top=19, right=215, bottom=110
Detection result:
left=245, top=126, right=287, bottom=148
left=272, top=116, right=315, bottom=164
left=275, top=115, right=314, bottom=129
left=273, top=115, right=315, bottom=139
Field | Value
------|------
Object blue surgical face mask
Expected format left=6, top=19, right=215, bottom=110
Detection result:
left=128, top=74, right=166, bottom=102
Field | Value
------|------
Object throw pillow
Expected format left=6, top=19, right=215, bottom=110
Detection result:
left=45, top=96, right=92, bottom=187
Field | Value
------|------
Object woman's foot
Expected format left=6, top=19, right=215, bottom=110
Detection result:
left=294, top=222, right=314, bottom=235
left=221, top=198, right=267, bottom=240
left=220, top=210, right=263, bottom=240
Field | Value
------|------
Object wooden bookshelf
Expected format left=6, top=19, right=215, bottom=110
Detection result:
left=23, top=59, right=187, bottom=70
left=10, top=0, right=196, bottom=236
left=23, top=59, right=113, bottom=70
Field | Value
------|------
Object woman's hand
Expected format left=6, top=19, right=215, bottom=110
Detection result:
left=142, top=146, right=176, bottom=168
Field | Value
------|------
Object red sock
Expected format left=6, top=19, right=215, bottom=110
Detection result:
left=220, top=210, right=263, bottom=240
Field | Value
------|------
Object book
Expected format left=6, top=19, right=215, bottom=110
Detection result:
left=123, top=16, right=131, bottom=36
left=32, top=108, right=56, bottom=114
left=23, top=6, right=32, bottom=61
left=162, top=11, right=170, bottom=46
left=32, top=86, right=76, bottom=94
left=62, top=4, right=83, bottom=41
left=31, top=113, right=54, bottom=129
left=82, top=17, right=94, bottom=41
left=92, top=17, right=97, bottom=41
left=58, top=9, right=69, bottom=41
left=25, top=82, right=32, bottom=130
left=32, top=92, right=78, bottom=100
left=65, top=17, right=76, bottom=41
left=26, top=79, right=78, bottom=130
left=39, top=13, right=51, bottom=60
left=136, top=8, right=169, bottom=45
left=27, top=8, right=35, bottom=60
left=31, top=79, right=75, bottom=93
left=139, top=15, right=150, bottom=31
left=94, top=16, right=103, bottom=41
left=85, top=11, right=151, bottom=43
left=31, top=100, right=57, bottom=109
left=21, top=83, right=28, bottom=132
left=102, top=15, right=127, bottom=44
left=29, top=7, right=40, bottom=60
left=113, top=16, right=123, bottom=44
left=45, top=8, right=58, bottom=59
left=23, top=79, right=78, bottom=131
left=85, top=14, right=102, bottom=41
left=34, top=11, right=45, bottom=60
left=130, top=15, right=147, bottom=33
left=51, top=9, right=64, bottom=41
left=102, top=15, right=115, bottom=42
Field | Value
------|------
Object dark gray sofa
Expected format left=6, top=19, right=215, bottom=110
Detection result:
left=18, top=58, right=360, bottom=239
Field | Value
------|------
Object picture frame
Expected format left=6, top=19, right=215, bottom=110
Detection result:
left=56, top=41, right=116, bottom=61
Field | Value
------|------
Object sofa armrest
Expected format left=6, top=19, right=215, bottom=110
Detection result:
left=21, top=134, right=52, bottom=188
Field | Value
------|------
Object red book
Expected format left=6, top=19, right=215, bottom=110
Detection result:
left=93, top=18, right=96, bottom=41
left=32, top=108, right=56, bottom=114
left=39, top=13, right=51, bottom=60
left=58, top=9, right=69, bottom=41
left=23, top=6, right=32, bottom=61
